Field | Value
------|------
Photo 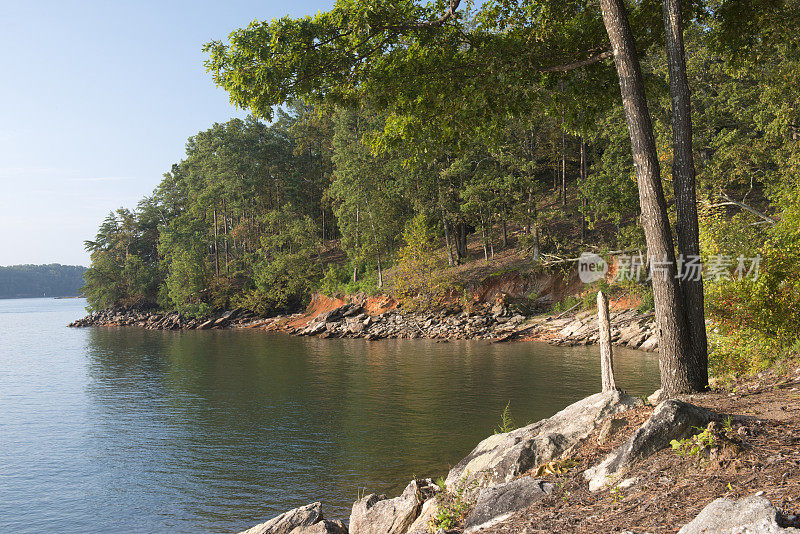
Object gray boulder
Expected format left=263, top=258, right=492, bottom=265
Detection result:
left=585, top=400, right=719, bottom=491
left=446, top=390, right=642, bottom=490
left=289, top=519, right=348, bottom=534
left=240, top=502, right=323, bottom=534
left=464, top=477, right=554, bottom=532
left=678, top=496, right=800, bottom=533
left=406, top=499, right=438, bottom=534
left=349, top=480, right=421, bottom=534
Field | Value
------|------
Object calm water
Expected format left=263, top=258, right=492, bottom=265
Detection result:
left=0, top=298, right=659, bottom=533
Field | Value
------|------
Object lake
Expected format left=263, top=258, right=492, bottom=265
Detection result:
left=0, top=298, right=659, bottom=533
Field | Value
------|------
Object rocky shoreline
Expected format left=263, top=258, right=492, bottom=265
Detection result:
left=68, top=300, right=661, bottom=352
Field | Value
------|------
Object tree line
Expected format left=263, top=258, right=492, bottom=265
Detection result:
left=83, top=0, right=800, bottom=396
left=0, top=264, right=87, bottom=299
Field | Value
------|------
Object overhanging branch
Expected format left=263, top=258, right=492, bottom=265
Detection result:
left=540, top=49, right=613, bottom=72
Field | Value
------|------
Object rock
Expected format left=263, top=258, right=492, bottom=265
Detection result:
left=240, top=502, right=323, bottom=534
left=638, top=335, right=659, bottom=352
left=463, top=477, right=554, bottom=533
left=304, top=322, right=327, bottom=336
left=288, top=520, right=348, bottom=534
left=197, top=318, right=216, bottom=330
left=406, top=498, right=438, bottom=534
left=617, top=477, right=639, bottom=490
left=647, top=389, right=666, bottom=405
left=446, top=391, right=642, bottom=491
left=349, top=480, right=421, bottom=534
left=678, top=496, right=800, bottom=533
left=627, top=333, right=648, bottom=349
left=584, top=400, right=719, bottom=491
left=213, top=315, right=231, bottom=328
left=597, top=417, right=627, bottom=446
left=341, top=304, right=363, bottom=317
left=346, top=318, right=365, bottom=334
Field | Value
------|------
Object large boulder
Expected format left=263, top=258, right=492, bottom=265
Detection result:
left=584, top=400, right=719, bottom=491
left=463, top=477, right=554, bottom=533
left=289, top=519, right=348, bottom=534
left=240, top=502, right=323, bottom=534
left=446, top=391, right=642, bottom=490
left=349, top=480, right=421, bottom=534
left=678, top=496, right=800, bottom=534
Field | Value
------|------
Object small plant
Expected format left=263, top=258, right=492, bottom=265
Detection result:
left=671, top=425, right=718, bottom=458
left=494, top=402, right=517, bottom=434
left=722, top=416, right=734, bottom=432
left=428, top=477, right=479, bottom=533
left=610, top=484, right=624, bottom=504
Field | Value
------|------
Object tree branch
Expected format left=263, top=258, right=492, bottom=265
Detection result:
left=540, top=49, right=613, bottom=72
left=718, top=191, right=777, bottom=225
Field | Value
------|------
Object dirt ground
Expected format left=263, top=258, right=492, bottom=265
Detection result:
left=481, top=368, right=800, bottom=533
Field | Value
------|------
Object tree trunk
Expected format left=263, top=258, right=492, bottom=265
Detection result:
left=481, top=220, right=489, bottom=261
left=212, top=207, right=219, bottom=277
left=502, top=220, right=508, bottom=248
left=580, top=137, right=588, bottom=242
left=561, top=126, right=567, bottom=207
left=223, top=200, right=229, bottom=275
left=454, top=221, right=468, bottom=262
left=599, top=0, right=698, bottom=396
left=442, top=216, right=455, bottom=267
left=663, top=0, right=709, bottom=390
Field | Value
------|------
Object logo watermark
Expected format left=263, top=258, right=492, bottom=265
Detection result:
left=578, top=252, right=609, bottom=283
left=575, top=252, right=761, bottom=283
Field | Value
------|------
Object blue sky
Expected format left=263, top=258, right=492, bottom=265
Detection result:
left=0, top=0, right=333, bottom=266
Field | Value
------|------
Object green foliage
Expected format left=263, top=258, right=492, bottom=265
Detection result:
left=429, top=477, right=479, bottom=533
left=704, top=190, right=800, bottom=376
left=235, top=209, right=322, bottom=315
left=670, top=426, right=718, bottom=459
left=392, top=214, right=450, bottom=310
left=318, top=262, right=382, bottom=296
left=548, top=295, right=582, bottom=315
left=493, top=402, right=516, bottom=434
left=580, top=279, right=611, bottom=311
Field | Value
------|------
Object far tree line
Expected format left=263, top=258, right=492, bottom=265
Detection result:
left=0, top=264, right=86, bottom=299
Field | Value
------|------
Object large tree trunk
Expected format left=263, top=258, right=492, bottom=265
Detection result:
left=212, top=207, right=219, bottom=277
left=599, top=0, right=699, bottom=396
left=580, top=137, right=588, bottom=242
left=663, top=0, right=709, bottom=390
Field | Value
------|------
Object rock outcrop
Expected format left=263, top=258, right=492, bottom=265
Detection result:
left=463, top=477, right=554, bottom=533
left=678, top=496, right=800, bottom=534
left=584, top=400, right=720, bottom=491
left=348, top=480, right=422, bottom=534
left=240, top=502, right=324, bottom=534
left=446, top=390, right=643, bottom=491
left=289, top=520, right=348, bottom=534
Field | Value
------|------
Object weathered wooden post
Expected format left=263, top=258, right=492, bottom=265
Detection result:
left=597, top=291, right=617, bottom=392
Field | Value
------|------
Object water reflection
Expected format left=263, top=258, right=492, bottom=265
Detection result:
left=81, top=328, right=658, bottom=532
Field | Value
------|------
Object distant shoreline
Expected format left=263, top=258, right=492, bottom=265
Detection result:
left=0, top=295, right=84, bottom=300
